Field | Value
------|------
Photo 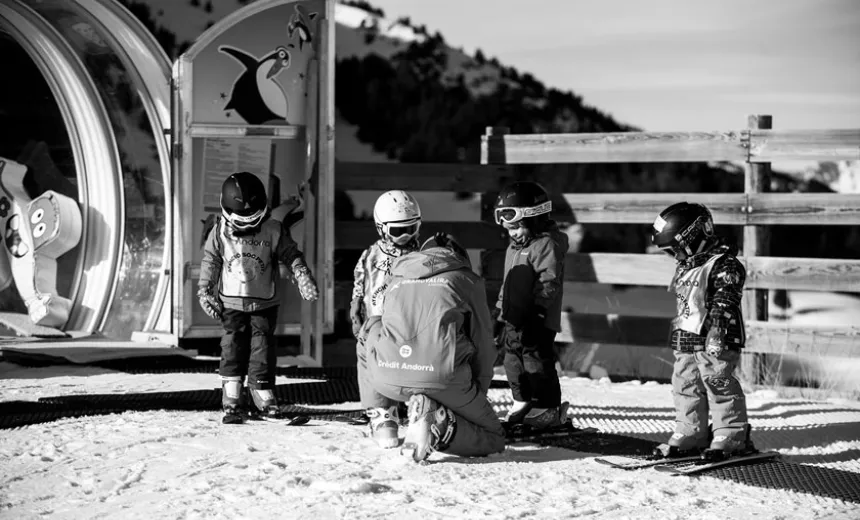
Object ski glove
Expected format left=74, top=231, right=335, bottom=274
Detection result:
left=291, top=260, right=320, bottom=301
left=197, top=286, right=223, bottom=321
left=349, top=297, right=365, bottom=339
left=705, top=327, right=726, bottom=357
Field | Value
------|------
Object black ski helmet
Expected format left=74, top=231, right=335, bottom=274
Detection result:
left=220, top=171, right=268, bottom=232
left=651, top=202, right=715, bottom=259
left=493, top=181, right=552, bottom=229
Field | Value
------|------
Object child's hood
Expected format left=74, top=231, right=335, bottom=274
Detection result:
left=390, top=247, right=470, bottom=279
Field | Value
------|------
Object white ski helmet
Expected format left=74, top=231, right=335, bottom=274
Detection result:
left=373, top=190, right=421, bottom=246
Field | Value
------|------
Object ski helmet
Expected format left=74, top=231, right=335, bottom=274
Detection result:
left=493, top=181, right=552, bottom=229
left=651, top=202, right=715, bottom=260
left=220, top=172, right=268, bottom=233
left=373, top=190, right=422, bottom=246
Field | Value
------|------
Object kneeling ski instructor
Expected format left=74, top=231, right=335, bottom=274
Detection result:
left=359, top=233, right=506, bottom=462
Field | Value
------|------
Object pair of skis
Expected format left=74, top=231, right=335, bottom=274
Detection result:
left=595, top=450, right=780, bottom=476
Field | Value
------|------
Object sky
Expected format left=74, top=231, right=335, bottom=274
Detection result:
left=368, top=0, right=860, bottom=134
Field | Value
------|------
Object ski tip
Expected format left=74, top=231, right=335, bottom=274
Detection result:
left=287, top=415, right=311, bottom=426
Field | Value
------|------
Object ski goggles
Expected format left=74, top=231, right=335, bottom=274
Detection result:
left=494, top=201, right=552, bottom=225
left=223, top=207, right=267, bottom=231
left=381, top=220, right=421, bottom=242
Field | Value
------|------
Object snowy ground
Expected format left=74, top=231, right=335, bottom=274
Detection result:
left=1, top=362, right=859, bottom=519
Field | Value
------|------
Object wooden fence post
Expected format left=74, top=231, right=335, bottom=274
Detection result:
left=480, top=127, right=509, bottom=278
left=742, top=114, right=772, bottom=384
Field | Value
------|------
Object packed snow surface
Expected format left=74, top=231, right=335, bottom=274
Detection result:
left=1, top=362, right=859, bottom=519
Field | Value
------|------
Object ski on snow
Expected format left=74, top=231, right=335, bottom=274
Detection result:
left=251, top=413, right=311, bottom=426
left=594, top=454, right=706, bottom=471
left=653, top=450, right=780, bottom=476
left=504, top=419, right=598, bottom=442
left=222, top=408, right=311, bottom=426
left=331, top=414, right=370, bottom=426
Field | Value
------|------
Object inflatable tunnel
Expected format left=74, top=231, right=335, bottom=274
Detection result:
left=0, top=0, right=334, bottom=361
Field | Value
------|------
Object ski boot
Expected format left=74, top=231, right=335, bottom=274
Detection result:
left=702, top=424, right=756, bottom=462
left=502, top=400, right=533, bottom=426
left=651, top=430, right=711, bottom=459
left=249, top=387, right=282, bottom=418
left=366, top=406, right=401, bottom=449
left=400, top=394, right=456, bottom=463
left=221, top=376, right=246, bottom=425
left=522, top=402, right=570, bottom=430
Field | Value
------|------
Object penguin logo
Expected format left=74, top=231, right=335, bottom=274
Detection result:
left=288, top=4, right=319, bottom=51
left=219, top=45, right=292, bottom=125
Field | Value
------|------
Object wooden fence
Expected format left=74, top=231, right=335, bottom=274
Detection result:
left=333, top=115, right=860, bottom=381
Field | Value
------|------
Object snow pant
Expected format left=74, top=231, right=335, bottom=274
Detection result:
left=672, top=348, right=748, bottom=440
left=219, top=306, right=279, bottom=390
left=355, top=333, right=397, bottom=409
left=501, top=322, right=562, bottom=408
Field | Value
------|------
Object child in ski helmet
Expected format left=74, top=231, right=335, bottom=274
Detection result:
left=350, top=190, right=422, bottom=447
left=492, top=181, right=570, bottom=429
left=198, top=172, right=319, bottom=424
left=651, top=201, right=754, bottom=460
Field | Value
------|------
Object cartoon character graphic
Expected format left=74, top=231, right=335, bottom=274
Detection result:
left=0, top=195, right=11, bottom=294
left=0, top=159, right=82, bottom=328
left=219, top=45, right=292, bottom=124
left=288, top=4, right=319, bottom=51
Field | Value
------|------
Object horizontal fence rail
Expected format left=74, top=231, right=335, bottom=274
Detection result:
left=749, top=129, right=860, bottom=162
left=482, top=128, right=860, bottom=164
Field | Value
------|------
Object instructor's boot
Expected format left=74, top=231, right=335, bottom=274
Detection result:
left=401, top=394, right=456, bottom=463
left=366, top=406, right=401, bottom=449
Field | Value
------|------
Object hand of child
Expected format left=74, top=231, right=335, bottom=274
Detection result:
left=197, top=286, right=222, bottom=321
left=705, top=327, right=726, bottom=357
left=292, top=262, right=320, bottom=301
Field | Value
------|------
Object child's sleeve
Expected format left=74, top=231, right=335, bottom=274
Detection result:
left=198, top=220, right=223, bottom=290
left=708, top=255, right=746, bottom=331
left=351, top=247, right=370, bottom=302
left=531, top=237, right=566, bottom=317
left=275, top=223, right=304, bottom=267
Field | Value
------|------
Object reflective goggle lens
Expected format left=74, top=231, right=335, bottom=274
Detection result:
left=388, top=223, right=418, bottom=238
left=494, top=208, right=520, bottom=225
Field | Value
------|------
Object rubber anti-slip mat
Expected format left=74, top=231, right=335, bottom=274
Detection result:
left=539, top=433, right=860, bottom=504
left=0, top=378, right=361, bottom=430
